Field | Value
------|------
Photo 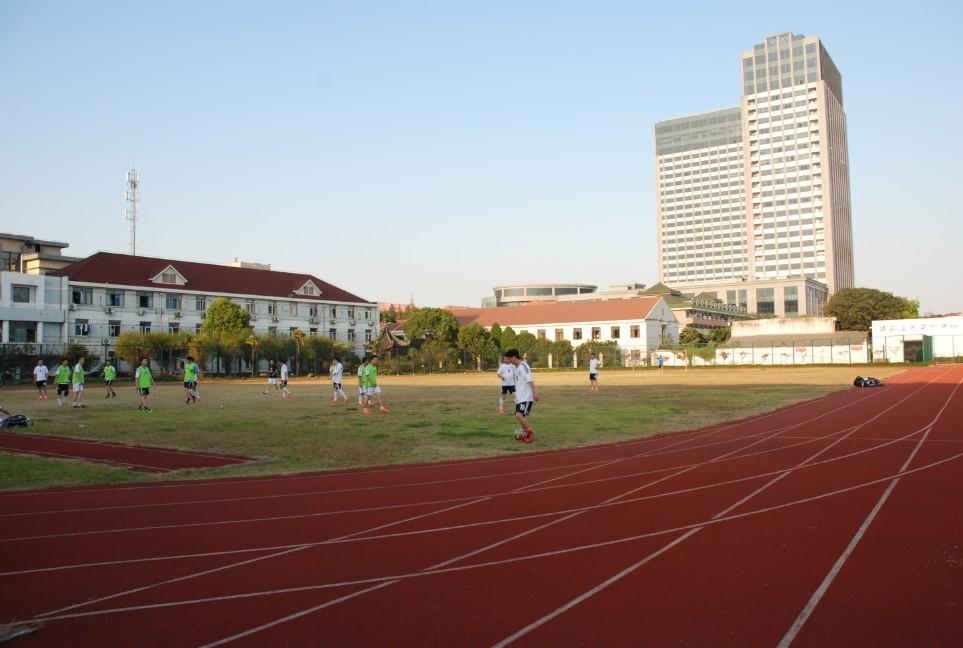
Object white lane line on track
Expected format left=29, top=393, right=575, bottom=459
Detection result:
left=2, top=379, right=891, bottom=525
left=195, top=374, right=938, bottom=646
left=32, top=413, right=715, bottom=620
left=0, top=377, right=932, bottom=577
left=0, top=420, right=915, bottom=577
left=0, top=383, right=898, bottom=543
left=4, top=373, right=929, bottom=638
left=776, top=375, right=962, bottom=647
left=0, top=432, right=249, bottom=462
left=0, top=384, right=867, bottom=510
left=34, top=496, right=489, bottom=619
left=0, top=446, right=171, bottom=472
left=15, top=447, right=963, bottom=628
left=492, top=371, right=962, bottom=646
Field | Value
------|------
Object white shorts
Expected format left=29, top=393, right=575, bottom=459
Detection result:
left=72, top=383, right=84, bottom=393
left=366, top=386, right=382, bottom=396
left=267, top=378, right=277, bottom=385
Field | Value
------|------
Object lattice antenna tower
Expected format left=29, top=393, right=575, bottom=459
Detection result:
left=125, top=168, right=140, bottom=255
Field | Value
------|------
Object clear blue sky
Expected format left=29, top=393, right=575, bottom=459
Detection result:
left=2, top=1, right=961, bottom=312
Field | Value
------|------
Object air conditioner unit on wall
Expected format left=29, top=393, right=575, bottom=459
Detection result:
left=174, top=311, right=182, bottom=318
left=68, top=304, right=76, bottom=311
left=105, top=306, right=113, bottom=314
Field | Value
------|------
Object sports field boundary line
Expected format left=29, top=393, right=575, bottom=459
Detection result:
left=195, top=371, right=939, bottom=645
left=0, top=379, right=930, bottom=545
left=0, top=381, right=864, bottom=500
left=491, top=373, right=958, bottom=646
left=19, top=446, right=963, bottom=628
left=0, top=383, right=892, bottom=518
left=776, top=376, right=962, bottom=647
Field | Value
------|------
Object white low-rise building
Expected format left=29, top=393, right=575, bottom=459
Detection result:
left=872, top=317, right=963, bottom=362
left=450, top=296, right=679, bottom=364
left=51, top=252, right=377, bottom=355
left=0, top=270, right=69, bottom=343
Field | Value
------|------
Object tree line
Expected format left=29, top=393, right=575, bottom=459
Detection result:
left=371, top=307, right=621, bottom=373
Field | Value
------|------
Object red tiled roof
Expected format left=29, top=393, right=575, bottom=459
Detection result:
left=53, top=252, right=370, bottom=303
left=449, top=297, right=664, bottom=327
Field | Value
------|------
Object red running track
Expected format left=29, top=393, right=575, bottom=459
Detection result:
left=0, top=432, right=252, bottom=472
left=1, top=365, right=961, bottom=647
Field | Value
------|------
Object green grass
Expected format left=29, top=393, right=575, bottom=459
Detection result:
left=0, top=375, right=847, bottom=491
left=0, top=452, right=145, bottom=491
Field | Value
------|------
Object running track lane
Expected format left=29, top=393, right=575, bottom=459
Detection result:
left=1, top=366, right=961, bottom=646
left=0, top=432, right=252, bottom=472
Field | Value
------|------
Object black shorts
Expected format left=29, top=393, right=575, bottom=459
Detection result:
left=184, top=381, right=196, bottom=389
left=515, top=401, right=534, bottom=416
left=332, top=382, right=342, bottom=390
left=56, top=383, right=70, bottom=396
left=138, top=387, right=150, bottom=396
left=589, top=373, right=597, bottom=381
left=501, top=385, right=516, bottom=395
left=280, top=380, right=288, bottom=388
left=105, top=380, right=114, bottom=387
left=35, top=380, right=46, bottom=388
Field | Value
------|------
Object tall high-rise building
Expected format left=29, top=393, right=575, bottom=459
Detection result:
left=655, top=33, right=854, bottom=317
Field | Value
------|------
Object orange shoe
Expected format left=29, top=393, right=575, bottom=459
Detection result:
left=523, top=428, right=535, bottom=444
left=379, top=407, right=390, bottom=414
left=362, top=408, right=372, bottom=415
left=498, top=407, right=504, bottom=415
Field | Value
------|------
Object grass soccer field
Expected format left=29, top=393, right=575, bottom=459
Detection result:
left=0, top=366, right=899, bottom=491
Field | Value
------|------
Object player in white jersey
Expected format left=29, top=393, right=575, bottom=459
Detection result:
left=504, top=348, right=537, bottom=444
left=279, top=361, right=292, bottom=399
left=496, top=360, right=515, bottom=415
left=588, top=352, right=600, bottom=393
left=356, top=357, right=369, bottom=407
left=33, top=359, right=49, bottom=401
left=329, top=357, right=348, bottom=405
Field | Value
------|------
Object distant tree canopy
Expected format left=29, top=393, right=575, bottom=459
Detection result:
left=679, top=327, right=707, bottom=344
left=824, top=288, right=919, bottom=332
left=403, top=308, right=460, bottom=346
left=201, top=298, right=251, bottom=339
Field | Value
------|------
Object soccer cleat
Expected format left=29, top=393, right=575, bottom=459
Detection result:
left=362, top=408, right=372, bottom=415
left=523, top=428, right=535, bottom=444
left=498, top=408, right=504, bottom=415
left=379, top=407, right=390, bottom=414
left=105, top=394, right=111, bottom=399
left=144, top=407, right=152, bottom=412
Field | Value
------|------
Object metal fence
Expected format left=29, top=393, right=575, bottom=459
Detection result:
left=2, top=335, right=952, bottom=384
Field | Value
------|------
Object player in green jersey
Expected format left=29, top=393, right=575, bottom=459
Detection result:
left=71, top=356, right=86, bottom=408
left=361, top=354, right=389, bottom=415
left=103, top=359, right=117, bottom=398
left=182, top=356, right=201, bottom=404
left=54, top=358, right=71, bottom=406
left=135, top=357, right=155, bottom=412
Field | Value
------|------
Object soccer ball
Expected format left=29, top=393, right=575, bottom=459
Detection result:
left=514, top=428, right=525, bottom=441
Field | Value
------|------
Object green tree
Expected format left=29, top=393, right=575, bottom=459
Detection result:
left=500, top=326, right=518, bottom=351
left=824, top=288, right=919, bottom=332
left=114, top=331, right=148, bottom=368
left=489, top=323, right=503, bottom=350
left=707, top=327, right=731, bottom=344
left=404, top=308, right=460, bottom=347
left=679, top=327, right=707, bottom=344
left=457, top=323, right=496, bottom=371
left=290, top=328, right=306, bottom=374
left=200, top=298, right=252, bottom=374
left=380, top=305, right=397, bottom=324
